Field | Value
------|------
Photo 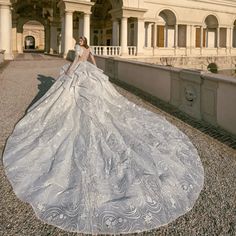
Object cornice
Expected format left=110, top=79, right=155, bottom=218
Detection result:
left=0, top=0, right=11, bottom=6
left=110, top=7, right=148, bottom=19
left=58, top=0, right=94, bottom=14
left=145, top=0, right=236, bottom=14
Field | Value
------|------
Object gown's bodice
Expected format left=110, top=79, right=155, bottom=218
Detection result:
left=75, top=45, right=91, bottom=62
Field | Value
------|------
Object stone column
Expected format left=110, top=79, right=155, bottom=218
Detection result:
left=112, top=19, right=119, bottom=46
left=217, top=27, right=220, bottom=48
left=12, top=21, right=17, bottom=53
left=175, top=24, right=178, bottom=47
left=226, top=27, right=232, bottom=48
left=191, top=25, right=195, bottom=49
left=227, top=27, right=233, bottom=54
left=136, top=18, right=145, bottom=55
left=50, top=22, right=58, bottom=54
left=60, top=14, right=65, bottom=54
left=146, top=22, right=152, bottom=48
left=45, top=23, right=50, bottom=53
left=0, top=3, right=13, bottom=60
left=153, top=23, right=157, bottom=47
left=64, top=10, right=73, bottom=57
left=83, top=13, right=90, bottom=45
left=186, top=24, right=191, bottom=55
left=16, top=27, right=23, bottom=53
left=121, top=17, right=128, bottom=55
left=200, top=26, right=204, bottom=48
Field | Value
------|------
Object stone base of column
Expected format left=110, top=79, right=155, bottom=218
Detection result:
left=121, top=52, right=129, bottom=56
left=226, top=47, right=231, bottom=55
left=136, top=51, right=144, bottom=56
left=63, top=53, right=67, bottom=59
left=186, top=47, right=191, bottom=56
left=121, top=47, right=129, bottom=56
left=4, top=53, right=14, bottom=60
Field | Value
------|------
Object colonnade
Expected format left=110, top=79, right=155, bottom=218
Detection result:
left=144, top=21, right=235, bottom=50
left=0, top=1, right=13, bottom=59
left=60, top=10, right=91, bottom=57
left=60, top=13, right=145, bottom=57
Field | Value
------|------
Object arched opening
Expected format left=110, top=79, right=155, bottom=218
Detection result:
left=204, top=15, right=219, bottom=48
left=233, top=20, right=236, bottom=48
left=91, top=0, right=113, bottom=46
left=23, top=20, right=45, bottom=51
left=25, top=36, right=35, bottom=49
left=158, top=10, right=177, bottom=48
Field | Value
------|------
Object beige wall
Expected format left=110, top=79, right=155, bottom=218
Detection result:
left=144, top=0, right=236, bottom=24
left=96, top=57, right=171, bottom=102
left=23, top=21, right=45, bottom=50
left=117, top=60, right=171, bottom=102
left=217, top=81, right=236, bottom=134
left=96, top=55, right=236, bottom=136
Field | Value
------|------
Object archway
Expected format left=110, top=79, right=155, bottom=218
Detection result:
left=204, top=15, right=219, bottom=48
left=90, top=0, right=113, bottom=46
left=23, top=20, right=45, bottom=51
left=158, top=9, right=177, bottom=48
left=25, top=36, right=35, bottom=49
left=12, top=0, right=52, bottom=53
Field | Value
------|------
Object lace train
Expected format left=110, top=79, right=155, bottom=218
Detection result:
left=3, top=61, right=204, bottom=234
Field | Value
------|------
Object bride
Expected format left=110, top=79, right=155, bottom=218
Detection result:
left=3, top=36, right=204, bottom=234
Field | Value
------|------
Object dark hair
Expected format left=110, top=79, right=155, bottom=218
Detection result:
left=80, top=36, right=89, bottom=49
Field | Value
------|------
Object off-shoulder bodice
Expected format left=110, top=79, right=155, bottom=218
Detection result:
left=75, top=45, right=91, bottom=62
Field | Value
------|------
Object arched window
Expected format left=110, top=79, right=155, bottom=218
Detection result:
left=204, top=15, right=219, bottom=48
left=158, top=10, right=177, bottom=48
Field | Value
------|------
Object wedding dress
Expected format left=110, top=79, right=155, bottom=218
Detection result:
left=3, top=46, right=204, bottom=234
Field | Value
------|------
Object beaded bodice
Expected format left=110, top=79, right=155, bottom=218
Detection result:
left=75, top=45, right=91, bottom=62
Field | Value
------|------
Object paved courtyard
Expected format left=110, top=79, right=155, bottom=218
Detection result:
left=0, top=54, right=235, bottom=236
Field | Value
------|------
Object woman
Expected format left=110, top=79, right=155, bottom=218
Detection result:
left=3, top=36, right=204, bottom=234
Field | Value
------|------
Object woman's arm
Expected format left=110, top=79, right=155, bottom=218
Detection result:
left=89, top=49, right=97, bottom=67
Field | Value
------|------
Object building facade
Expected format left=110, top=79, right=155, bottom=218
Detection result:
left=0, top=0, right=236, bottom=63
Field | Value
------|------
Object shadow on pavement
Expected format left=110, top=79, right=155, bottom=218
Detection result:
left=26, top=74, right=55, bottom=111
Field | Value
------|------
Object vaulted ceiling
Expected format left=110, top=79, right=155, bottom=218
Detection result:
left=91, top=0, right=112, bottom=20
left=11, top=0, right=123, bottom=24
left=11, top=0, right=59, bottom=20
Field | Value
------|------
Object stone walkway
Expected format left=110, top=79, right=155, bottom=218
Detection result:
left=0, top=54, right=235, bottom=236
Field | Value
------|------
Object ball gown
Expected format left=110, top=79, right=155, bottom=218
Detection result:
left=3, top=46, right=204, bottom=234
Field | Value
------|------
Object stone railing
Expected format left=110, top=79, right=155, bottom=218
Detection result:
left=128, top=46, right=137, bottom=56
left=95, top=55, right=236, bottom=136
left=0, top=50, right=5, bottom=64
left=90, top=46, right=137, bottom=56
left=90, top=46, right=121, bottom=56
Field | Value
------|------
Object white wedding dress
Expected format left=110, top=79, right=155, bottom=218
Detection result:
left=3, top=46, right=204, bottom=234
